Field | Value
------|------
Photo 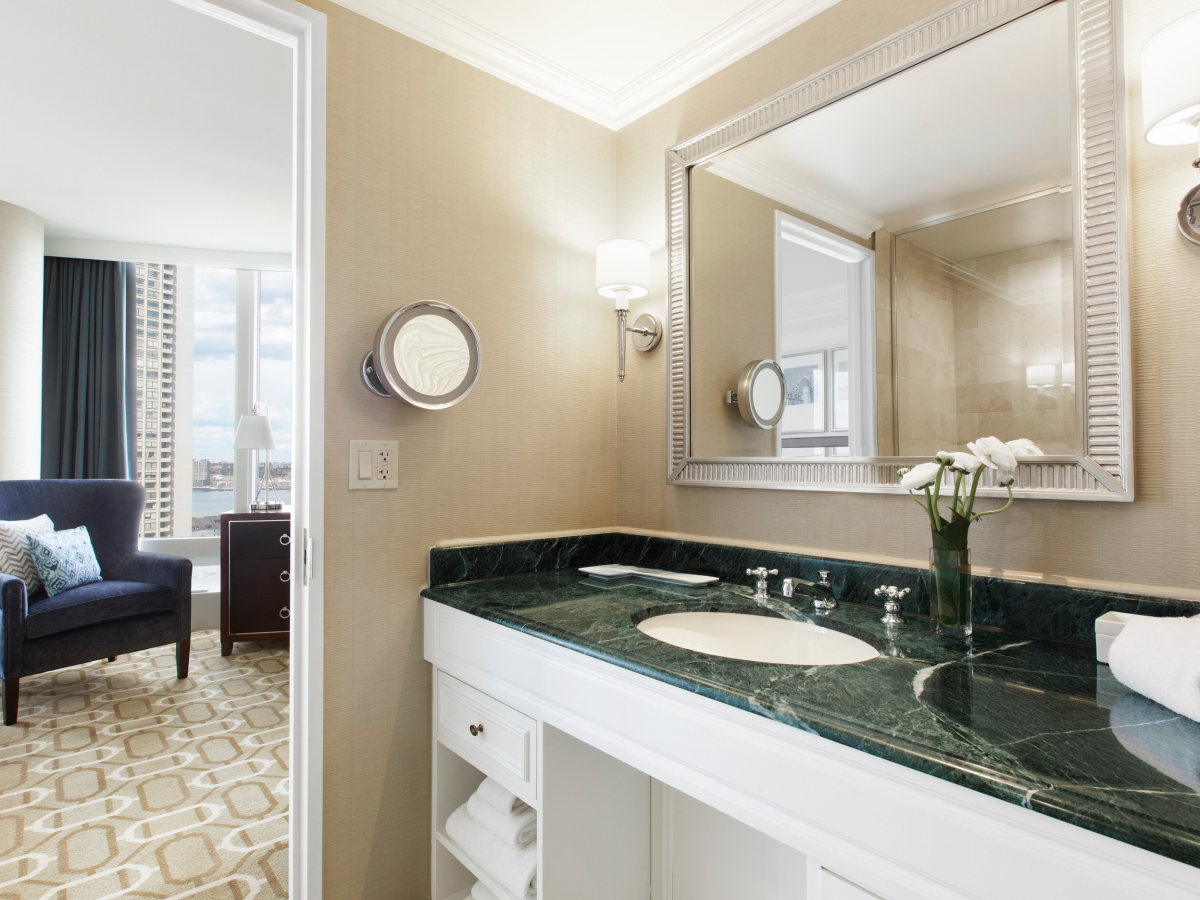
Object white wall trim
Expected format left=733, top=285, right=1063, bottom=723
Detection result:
left=330, top=0, right=841, bottom=130
left=43, top=236, right=292, bottom=271
left=710, top=156, right=882, bottom=239
left=165, top=3, right=326, bottom=899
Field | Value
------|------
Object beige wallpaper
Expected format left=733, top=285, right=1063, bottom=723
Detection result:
left=304, top=2, right=617, bottom=896
left=615, top=0, right=1200, bottom=597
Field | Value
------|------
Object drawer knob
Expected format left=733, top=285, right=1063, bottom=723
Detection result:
left=280, top=533, right=291, bottom=546
left=469, top=723, right=484, bottom=737
left=280, top=607, right=291, bottom=619
left=280, top=571, right=291, bottom=583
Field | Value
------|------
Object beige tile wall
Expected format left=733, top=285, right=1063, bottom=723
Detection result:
left=615, top=0, right=1200, bottom=595
left=893, top=237, right=958, bottom=456
left=304, top=2, right=617, bottom=896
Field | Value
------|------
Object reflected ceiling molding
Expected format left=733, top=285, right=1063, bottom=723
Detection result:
left=331, top=0, right=842, bottom=130
left=707, top=156, right=881, bottom=239
left=892, top=183, right=1072, bottom=235
left=43, top=237, right=292, bottom=272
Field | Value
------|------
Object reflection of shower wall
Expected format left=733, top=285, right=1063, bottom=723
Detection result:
left=874, top=229, right=895, bottom=456
left=894, top=238, right=957, bottom=457
left=951, top=241, right=1075, bottom=455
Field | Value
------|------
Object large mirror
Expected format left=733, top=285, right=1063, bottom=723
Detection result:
left=668, top=0, right=1131, bottom=500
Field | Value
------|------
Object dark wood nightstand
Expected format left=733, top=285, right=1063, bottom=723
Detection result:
left=220, top=511, right=291, bottom=656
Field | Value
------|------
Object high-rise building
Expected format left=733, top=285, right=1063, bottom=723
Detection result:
left=133, top=262, right=179, bottom=537
left=193, top=458, right=210, bottom=485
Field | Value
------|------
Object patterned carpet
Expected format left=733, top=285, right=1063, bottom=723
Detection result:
left=0, top=631, right=288, bottom=900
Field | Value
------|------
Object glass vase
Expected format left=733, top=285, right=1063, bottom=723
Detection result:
left=928, top=546, right=972, bottom=638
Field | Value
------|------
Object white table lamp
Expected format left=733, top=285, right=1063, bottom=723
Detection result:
left=596, top=238, right=660, bottom=381
left=233, top=403, right=282, bottom=511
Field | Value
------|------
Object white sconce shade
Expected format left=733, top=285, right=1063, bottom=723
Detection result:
left=596, top=239, right=649, bottom=310
left=1142, top=12, right=1200, bottom=146
left=1026, top=364, right=1056, bottom=389
left=232, top=408, right=277, bottom=450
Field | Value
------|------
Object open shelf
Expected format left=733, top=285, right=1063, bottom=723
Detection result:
left=436, top=828, right=526, bottom=900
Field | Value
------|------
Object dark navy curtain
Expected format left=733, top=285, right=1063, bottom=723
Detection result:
left=41, top=257, right=137, bottom=479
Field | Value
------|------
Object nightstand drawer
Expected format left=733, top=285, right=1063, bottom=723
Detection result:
left=230, top=594, right=290, bottom=634
left=229, top=519, right=291, bottom=559
left=229, top=557, right=291, bottom=595
left=437, top=670, right=536, bottom=801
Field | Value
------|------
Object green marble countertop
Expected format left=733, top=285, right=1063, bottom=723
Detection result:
left=422, top=570, right=1200, bottom=869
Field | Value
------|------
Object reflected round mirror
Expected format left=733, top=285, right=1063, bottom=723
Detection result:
left=362, top=302, right=482, bottom=408
left=736, top=359, right=785, bottom=429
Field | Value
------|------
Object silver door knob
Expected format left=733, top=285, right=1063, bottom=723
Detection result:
left=280, top=607, right=291, bottom=619
left=280, top=533, right=291, bottom=546
left=280, top=571, right=291, bottom=583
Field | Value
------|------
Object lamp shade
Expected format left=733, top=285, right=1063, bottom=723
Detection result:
left=596, top=239, right=649, bottom=304
left=1142, top=11, right=1200, bottom=145
left=232, top=410, right=277, bottom=450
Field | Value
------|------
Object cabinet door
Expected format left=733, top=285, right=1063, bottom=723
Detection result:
left=230, top=594, right=290, bottom=635
left=229, top=519, right=291, bottom=559
left=229, top=557, right=291, bottom=596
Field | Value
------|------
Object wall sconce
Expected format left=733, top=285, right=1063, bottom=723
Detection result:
left=1142, top=11, right=1200, bottom=243
left=595, top=239, right=660, bottom=381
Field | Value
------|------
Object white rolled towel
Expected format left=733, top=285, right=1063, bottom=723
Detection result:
left=475, top=777, right=528, bottom=815
left=1108, top=614, right=1200, bottom=723
left=472, top=882, right=501, bottom=900
left=447, top=804, right=537, bottom=899
left=468, top=789, right=537, bottom=848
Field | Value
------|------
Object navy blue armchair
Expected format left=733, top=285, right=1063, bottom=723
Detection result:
left=0, top=479, right=191, bottom=725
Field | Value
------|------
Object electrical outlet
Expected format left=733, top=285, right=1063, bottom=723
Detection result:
left=348, top=440, right=398, bottom=490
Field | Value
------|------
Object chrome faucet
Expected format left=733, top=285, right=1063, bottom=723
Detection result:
left=874, top=586, right=911, bottom=625
left=745, top=567, right=778, bottom=600
left=782, top=570, right=837, bottom=611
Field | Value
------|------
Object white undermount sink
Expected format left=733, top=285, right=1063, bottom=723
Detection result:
left=636, top=611, right=879, bottom=666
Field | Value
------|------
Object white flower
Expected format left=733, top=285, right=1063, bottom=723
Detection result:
left=1006, top=438, right=1044, bottom=458
left=936, top=451, right=954, bottom=464
left=968, top=436, right=1017, bottom=472
left=945, top=452, right=982, bottom=474
left=899, top=462, right=941, bottom=491
left=997, top=472, right=1016, bottom=488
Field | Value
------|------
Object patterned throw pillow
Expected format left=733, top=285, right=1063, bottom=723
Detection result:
left=26, top=526, right=103, bottom=597
left=0, top=514, right=55, bottom=594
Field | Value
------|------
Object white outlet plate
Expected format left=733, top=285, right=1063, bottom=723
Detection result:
left=348, top=440, right=398, bottom=490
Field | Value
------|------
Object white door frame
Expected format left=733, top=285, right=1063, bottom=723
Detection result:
left=774, top=211, right=877, bottom=458
left=167, top=1, right=325, bottom=897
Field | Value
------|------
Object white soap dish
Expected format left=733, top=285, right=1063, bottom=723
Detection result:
left=579, top=564, right=718, bottom=587
left=1095, top=611, right=1154, bottom=664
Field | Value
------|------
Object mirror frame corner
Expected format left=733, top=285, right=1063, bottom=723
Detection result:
left=665, top=0, right=1133, bottom=502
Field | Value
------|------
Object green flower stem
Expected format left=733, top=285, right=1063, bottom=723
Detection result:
left=952, top=471, right=964, bottom=517
left=972, top=485, right=1014, bottom=520
left=915, top=486, right=939, bottom=531
left=964, top=467, right=985, bottom=520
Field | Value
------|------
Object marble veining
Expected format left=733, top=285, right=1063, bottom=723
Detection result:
left=429, top=533, right=1199, bottom=642
left=422, top=568, right=1200, bottom=868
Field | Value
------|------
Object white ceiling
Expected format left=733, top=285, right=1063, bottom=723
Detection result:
left=706, top=1, right=1072, bottom=238
left=0, top=0, right=292, bottom=256
left=335, top=0, right=842, bottom=129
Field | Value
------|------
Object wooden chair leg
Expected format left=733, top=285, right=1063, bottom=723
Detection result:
left=2, top=678, right=17, bottom=726
left=176, top=638, right=191, bottom=679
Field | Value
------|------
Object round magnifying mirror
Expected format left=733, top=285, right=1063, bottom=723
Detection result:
left=735, top=359, right=785, bottom=429
left=362, top=302, right=482, bottom=408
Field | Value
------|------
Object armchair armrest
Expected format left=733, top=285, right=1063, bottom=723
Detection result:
left=115, top=551, right=192, bottom=598
left=0, top=573, right=28, bottom=679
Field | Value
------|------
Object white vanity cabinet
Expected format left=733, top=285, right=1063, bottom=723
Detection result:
left=425, top=599, right=1200, bottom=900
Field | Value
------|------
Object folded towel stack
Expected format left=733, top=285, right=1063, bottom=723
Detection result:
left=1108, top=613, right=1200, bottom=723
left=445, top=778, right=538, bottom=899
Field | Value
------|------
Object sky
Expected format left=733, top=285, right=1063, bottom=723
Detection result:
left=190, top=268, right=292, bottom=464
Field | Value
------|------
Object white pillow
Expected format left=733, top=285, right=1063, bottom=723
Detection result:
left=0, top=514, right=55, bottom=594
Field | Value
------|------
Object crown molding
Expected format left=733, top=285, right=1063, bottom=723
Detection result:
left=331, top=0, right=842, bottom=130
left=707, top=155, right=881, bottom=239
left=44, top=236, right=291, bottom=271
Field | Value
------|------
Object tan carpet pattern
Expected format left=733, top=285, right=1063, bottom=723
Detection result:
left=0, top=632, right=288, bottom=900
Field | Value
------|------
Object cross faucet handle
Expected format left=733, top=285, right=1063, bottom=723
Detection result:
left=746, top=566, right=779, bottom=579
left=874, top=585, right=911, bottom=600
left=745, top=567, right=779, bottom=599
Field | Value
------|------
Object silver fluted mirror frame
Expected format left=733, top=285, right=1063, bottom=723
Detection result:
left=665, top=0, right=1133, bottom=501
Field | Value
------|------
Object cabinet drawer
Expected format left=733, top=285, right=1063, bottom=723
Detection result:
left=229, top=557, right=291, bottom=596
left=230, top=594, right=290, bottom=635
left=436, top=670, right=537, bottom=802
left=229, top=519, right=291, bottom=559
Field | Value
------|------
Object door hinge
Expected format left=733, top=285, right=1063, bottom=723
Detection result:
left=303, top=528, right=313, bottom=586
